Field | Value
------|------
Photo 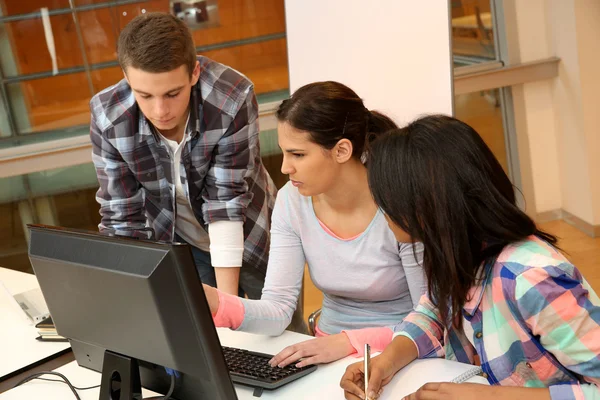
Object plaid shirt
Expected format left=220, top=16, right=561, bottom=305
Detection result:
left=90, top=56, right=276, bottom=274
left=397, top=236, right=600, bottom=399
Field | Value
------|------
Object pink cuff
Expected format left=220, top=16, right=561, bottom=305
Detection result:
left=342, top=327, right=394, bottom=357
left=314, top=325, right=328, bottom=337
left=315, top=325, right=358, bottom=357
left=212, top=290, right=245, bottom=329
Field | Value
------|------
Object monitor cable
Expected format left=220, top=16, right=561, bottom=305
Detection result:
left=13, top=370, right=175, bottom=400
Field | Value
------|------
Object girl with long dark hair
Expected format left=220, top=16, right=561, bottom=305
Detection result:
left=341, top=115, right=600, bottom=400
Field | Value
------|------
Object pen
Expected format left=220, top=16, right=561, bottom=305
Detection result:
left=364, top=343, right=371, bottom=399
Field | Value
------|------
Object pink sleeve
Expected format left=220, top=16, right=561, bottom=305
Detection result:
left=212, top=290, right=245, bottom=329
left=342, top=327, right=394, bottom=357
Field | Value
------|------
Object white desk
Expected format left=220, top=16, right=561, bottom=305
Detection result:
left=0, top=328, right=488, bottom=399
left=0, top=268, right=72, bottom=385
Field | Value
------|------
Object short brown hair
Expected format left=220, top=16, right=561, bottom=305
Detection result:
left=117, top=12, right=197, bottom=76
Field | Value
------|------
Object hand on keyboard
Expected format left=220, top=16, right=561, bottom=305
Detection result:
left=222, top=346, right=316, bottom=390
left=268, top=333, right=355, bottom=368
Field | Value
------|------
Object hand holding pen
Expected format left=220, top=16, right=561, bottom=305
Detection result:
left=340, top=344, right=396, bottom=400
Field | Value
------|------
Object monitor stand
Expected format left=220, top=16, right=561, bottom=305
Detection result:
left=99, top=350, right=143, bottom=400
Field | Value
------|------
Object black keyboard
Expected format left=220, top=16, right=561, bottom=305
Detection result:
left=222, top=346, right=317, bottom=393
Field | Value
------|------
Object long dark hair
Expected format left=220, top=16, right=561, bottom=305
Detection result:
left=367, top=115, right=558, bottom=328
left=276, top=81, right=397, bottom=160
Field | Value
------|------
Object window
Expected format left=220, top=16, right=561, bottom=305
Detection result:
left=452, top=0, right=512, bottom=174
left=0, top=0, right=289, bottom=141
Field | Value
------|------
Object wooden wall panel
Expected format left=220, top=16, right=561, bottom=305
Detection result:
left=1, top=0, right=288, bottom=132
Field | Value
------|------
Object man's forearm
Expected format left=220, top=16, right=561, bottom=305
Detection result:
left=214, top=267, right=241, bottom=296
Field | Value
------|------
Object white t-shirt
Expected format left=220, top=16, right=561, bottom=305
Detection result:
left=158, top=114, right=243, bottom=267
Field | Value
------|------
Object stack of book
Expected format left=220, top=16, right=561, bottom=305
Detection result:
left=35, top=316, right=68, bottom=342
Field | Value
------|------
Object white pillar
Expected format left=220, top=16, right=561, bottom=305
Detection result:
left=284, top=0, right=453, bottom=124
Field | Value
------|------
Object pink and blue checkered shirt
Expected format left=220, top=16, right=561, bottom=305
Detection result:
left=396, top=236, right=600, bottom=399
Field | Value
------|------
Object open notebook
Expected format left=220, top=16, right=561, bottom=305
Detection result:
left=379, top=357, right=485, bottom=399
left=0, top=281, right=32, bottom=325
left=311, top=354, right=486, bottom=399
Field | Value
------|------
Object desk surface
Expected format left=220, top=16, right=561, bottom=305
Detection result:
left=0, top=268, right=71, bottom=381
left=0, top=328, right=488, bottom=399
left=0, top=267, right=38, bottom=295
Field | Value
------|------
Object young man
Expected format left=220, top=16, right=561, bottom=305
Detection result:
left=89, top=12, right=276, bottom=299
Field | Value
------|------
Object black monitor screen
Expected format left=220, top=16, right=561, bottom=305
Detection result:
left=28, top=225, right=237, bottom=400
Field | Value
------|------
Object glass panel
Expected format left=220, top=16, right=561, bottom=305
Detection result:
left=76, top=8, right=120, bottom=66
left=0, top=93, right=12, bottom=138
left=0, top=1, right=151, bottom=16
left=76, top=1, right=170, bottom=65
left=202, top=38, right=289, bottom=95
left=0, top=125, right=89, bottom=149
left=0, top=135, right=286, bottom=273
left=116, top=1, right=170, bottom=29
left=0, top=0, right=290, bottom=250
left=188, top=0, right=285, bottom=46
left=451, top=0, right=496, bottom=64
left=1, top=0, right=289, bottom=141
left=91, top=65, right=122, bottom=94
left=259, top=128, right=286, bottom=188
left=0, top=163, right=101, bottom=273
left=262, top=153, right=286, bottom=189
left=0, top=14, right=84, bottom=77
left=27, top=163, right=98, bottom=197
left=0, top=1, right=71, bottom=15
left=8, top=72, right=92, bottom=134
left=0, top=175, right=27, bottom=204
left=171, top=0, right=220, bottom=31
left=454, top=89, right=508, bottom=173
left=188, top=0, right=288, bottom=96
left=0, top=201, right=30, bottom=272
left=256, top=89, right=289, bottom=104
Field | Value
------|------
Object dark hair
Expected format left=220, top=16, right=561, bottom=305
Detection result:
left=367, top=115, right=558, bottom=328
left=117, top=12, right=197, bottom=76
left=276, top=81, right=397, bottom=160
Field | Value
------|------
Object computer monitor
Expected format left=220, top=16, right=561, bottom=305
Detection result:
left=27, top=224, right=238, bottom=400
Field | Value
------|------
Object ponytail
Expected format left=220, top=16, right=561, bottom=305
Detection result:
left=276, top=81, right=398, bottom=161
left=366, top=109, right=397, bottom=138
left=362, top=109, right=397, bottom=163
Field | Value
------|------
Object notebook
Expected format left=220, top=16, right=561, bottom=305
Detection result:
left=0, top=280, right=31, bottom=325
left=379, top=357, right=485, bottom=399
left=312, top=354, right=486, bottom=399
left=35, top=315, right=68, bottom=342
left=13, top=287, right=50, bottom=324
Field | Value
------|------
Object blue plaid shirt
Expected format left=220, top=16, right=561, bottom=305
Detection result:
left=396, top=237, right=600, bottom=399
left=90, top=56, right=276, bottom=274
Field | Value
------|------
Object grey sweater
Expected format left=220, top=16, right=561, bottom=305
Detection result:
left=240, top=182, right=425, bottom=335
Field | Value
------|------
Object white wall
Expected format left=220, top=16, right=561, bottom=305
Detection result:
left=509, top=0, right=563, bottom=215
left=573, top=0, right=600, bottom=225
left=284, top=0, right=453, bottom=125
left=507, top=0, right=600, bottom=226
left=546, top=0, right=594, bottom=223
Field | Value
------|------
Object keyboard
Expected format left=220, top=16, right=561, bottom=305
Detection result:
left=222, top=346, right=317, bottom=392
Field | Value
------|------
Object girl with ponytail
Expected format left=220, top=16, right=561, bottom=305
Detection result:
left=203, top=81, right=426, bottom=368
